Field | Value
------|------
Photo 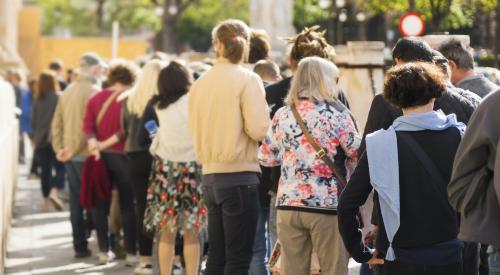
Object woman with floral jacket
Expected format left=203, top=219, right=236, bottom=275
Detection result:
left=259, top=56, right=360, bottom=275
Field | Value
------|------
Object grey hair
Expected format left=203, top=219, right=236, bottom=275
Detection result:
left=437, top=39, right=474, bottom=70
left=286, top=56, right=340, bottom=106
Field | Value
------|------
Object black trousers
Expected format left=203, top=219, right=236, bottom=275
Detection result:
left=202, top=173, right=259, bottom=275
left=127, top=151, right=153, bottom=257
left=94, top=152, right=137, bottom=254
left=376, top=261, right=462, bottom=275
left=36, top=145, right=65, bottom=198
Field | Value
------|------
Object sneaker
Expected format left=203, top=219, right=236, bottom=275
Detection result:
left=74, top=249, right=92, bottom=258
left=125, top=254, right=139, bottom=267
left=134, top=263, right=153, bottom=275
left=49, top=195, right=64, bottom=211
left=97, top=251, right=115, bottom=265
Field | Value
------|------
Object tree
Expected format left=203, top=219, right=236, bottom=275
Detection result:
left=175, top=0, right=248, bottom=52
left=35, top=0, right=160, bottom=36
left=156, top=0, right=199, bottom=53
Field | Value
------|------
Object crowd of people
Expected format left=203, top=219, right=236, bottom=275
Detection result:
left=3, top=18, right=500, bottom=275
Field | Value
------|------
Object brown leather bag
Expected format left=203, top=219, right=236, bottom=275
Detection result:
left=291, top=103, right=348, bottom=190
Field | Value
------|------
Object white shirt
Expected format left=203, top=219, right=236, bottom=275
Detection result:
left=150, top=94, right=197, bottom=162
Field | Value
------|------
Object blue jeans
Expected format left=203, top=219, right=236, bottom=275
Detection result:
left=360, top=263, right=373, bottom=275
left=490, top=247, right=500, bottom=275
left=249, top=206, right=270, bottom=275
left=65, top=159, right=88, bottom=253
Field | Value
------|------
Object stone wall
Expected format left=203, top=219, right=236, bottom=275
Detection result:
left=335, top=41, right=385, bottom=133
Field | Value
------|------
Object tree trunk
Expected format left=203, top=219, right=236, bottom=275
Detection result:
left=162, top=13, right=178, bottom=53
left=408, top=0, right=416, bottom=11
left=96, top=0, right=106, bottom=29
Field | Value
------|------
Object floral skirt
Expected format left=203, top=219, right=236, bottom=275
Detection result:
left=143, top=157, right=206, bottom=235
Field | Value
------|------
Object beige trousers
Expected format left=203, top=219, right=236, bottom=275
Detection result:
left=277, top=210, right=349, bottom=275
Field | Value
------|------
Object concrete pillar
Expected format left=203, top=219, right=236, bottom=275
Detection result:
left=337, top=41, right=385, bottom=133
left=250, top=0, right=295, bottom=51
left=420, top=34, right=470, bottom=49
left=0, top=0, right=24, bottom=72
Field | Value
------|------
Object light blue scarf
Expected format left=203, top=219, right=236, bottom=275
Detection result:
left=365, top=110, right=465, bottom=261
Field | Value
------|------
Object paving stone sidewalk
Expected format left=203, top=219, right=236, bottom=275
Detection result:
left=5, top=165, right=361, bottom=275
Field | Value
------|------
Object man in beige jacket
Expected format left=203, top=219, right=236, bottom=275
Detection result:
left=51, top=52, right=104, bottom=258
left=188, top=20, right=270, bottom=275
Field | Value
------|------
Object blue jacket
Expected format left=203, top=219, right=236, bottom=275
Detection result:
left=20, top=89, right=32, bottom=134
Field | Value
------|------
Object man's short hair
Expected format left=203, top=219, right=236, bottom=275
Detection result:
left=248, top=29, right=271, bottom=64
left=49, top=59, right=64, bottom=71
left=436, top=39, right=474, bottom=70
left=253, top=60, right=280, bottom=80
left=392, top=38, right=433, bottom=63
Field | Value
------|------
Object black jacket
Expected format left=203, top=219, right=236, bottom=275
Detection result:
left=339, top=128, right=462, bottom=263
left=359, top=86, right=479, bottom=155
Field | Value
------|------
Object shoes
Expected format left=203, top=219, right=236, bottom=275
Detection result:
left=172, top=264, right=184, bottom=275
left=48, top=188, right=64, bottom=211
left=97, top=251, right=115, bottom=265
left=134, top=263, right=153, bottom=275
left=74, top=249, right=92, bottom=258
left=49, top=196, right=64, bottom=211
left=125, top=254, right=139, bottom=267
left=112, top=245, right=127, bottom=260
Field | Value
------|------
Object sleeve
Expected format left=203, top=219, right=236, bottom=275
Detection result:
left=448, top=97, right=499, bottom=211
left=82, top=96, right=97, bottom=139
left=358, top=94, right=401, bottom=156
left=121, top=103, right=129, bottom=139
left=338, top=152, right=374, bottom=263
left=258, top=112, right=282, bottom=167
left=241, top=74, right=271, bottom=141
left=137, top=102, right=158, bottom=148
left=50, top=100, right=64, bottom=152
left=31, top=101, right=38, bottom=137
left=113, top=102, right=126, bottom=141
left=338, top=112, right=361, bottom=178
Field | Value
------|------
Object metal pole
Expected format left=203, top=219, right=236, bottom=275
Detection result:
left=112, top=21, right=119, bottom=59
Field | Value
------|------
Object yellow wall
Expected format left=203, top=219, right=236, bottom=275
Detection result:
left=18, top=6, right=149, bottom=78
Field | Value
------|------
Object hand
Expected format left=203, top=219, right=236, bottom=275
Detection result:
left=88, top=138, right=99, bottom=153
left=367, top=252, right=384, bottom=270
left=56, top=148, right=72, bottom=162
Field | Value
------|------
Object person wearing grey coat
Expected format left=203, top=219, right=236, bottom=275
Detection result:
left=448, top=89, right=500, bottom=274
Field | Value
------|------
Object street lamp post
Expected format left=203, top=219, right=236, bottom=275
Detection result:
left=319, top=0, right=347, bottom=45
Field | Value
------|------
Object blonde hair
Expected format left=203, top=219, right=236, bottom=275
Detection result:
left=212, top=19, right=250, bottom=64
left=127, top=59, right=166, bottom=116
left=286, top=56, right=340, bottom=106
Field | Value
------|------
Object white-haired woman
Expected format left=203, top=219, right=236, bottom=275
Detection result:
left=121, top=59, right=165, bottom=274
left=259, top=56, right=360, bottom=275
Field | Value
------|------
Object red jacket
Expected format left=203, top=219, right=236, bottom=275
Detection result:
left=83, top=89, right=126, bottom=152
left=80, top=156, right=111, bottom=209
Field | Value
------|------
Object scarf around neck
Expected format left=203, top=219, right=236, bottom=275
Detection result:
left=365, top=110, right=465, bottom=261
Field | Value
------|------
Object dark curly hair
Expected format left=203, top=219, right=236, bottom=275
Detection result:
left=151, top=61, right=193, bottom=110
left=384, top=62, right=446, bottom=109
left=107, top=62, right=137, bottom=86
left=284, top=25, right=335, bottom=68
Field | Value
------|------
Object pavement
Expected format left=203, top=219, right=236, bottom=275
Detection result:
left=5, top=165, right=361, bottom=275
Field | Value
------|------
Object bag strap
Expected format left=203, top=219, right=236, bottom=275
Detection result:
left=97, top=90, right=122, bottom=125
left=398, top=132, right=450, bottom=204
left=291, top=104, right=348, bottom=189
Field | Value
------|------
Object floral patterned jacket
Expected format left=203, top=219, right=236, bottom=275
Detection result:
left=259, top=100, right=360, bottom=213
